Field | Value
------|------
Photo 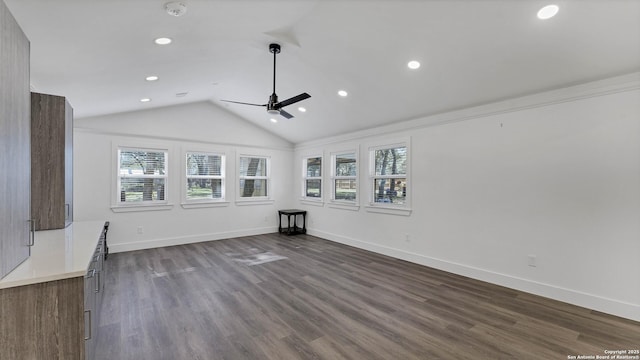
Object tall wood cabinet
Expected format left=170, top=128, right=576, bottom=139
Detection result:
left=31, top=92, right=73, bottom=230
left=0, top=0, right=31, bottom=279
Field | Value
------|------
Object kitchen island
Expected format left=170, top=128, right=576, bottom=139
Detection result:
left=0, top=220, right=108, bottom=360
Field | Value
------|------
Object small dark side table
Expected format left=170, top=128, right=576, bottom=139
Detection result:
left=278, top=209, right=307, bottom=235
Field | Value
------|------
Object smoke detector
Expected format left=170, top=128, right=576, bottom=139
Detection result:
left=165, top=2, right=187, bottom=17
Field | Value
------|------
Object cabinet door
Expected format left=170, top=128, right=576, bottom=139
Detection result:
left=92, top=247, right=104, bottom=323
left=0, top=0, right=31, bottom=279
left=31, top=93, right=66, bottom=230
left=84, top=265, right=97, bottom=360
left=65, top=100, right=73, bottom=226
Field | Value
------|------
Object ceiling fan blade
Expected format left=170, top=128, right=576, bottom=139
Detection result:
left=279, top=109, right=294, bottom=119
left=276, top=93, right=311, bottom=108
left=220, top=100, right=266, bottom=107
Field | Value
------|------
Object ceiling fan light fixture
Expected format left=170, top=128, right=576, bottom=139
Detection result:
left=267, top=109, right=280, bottom=115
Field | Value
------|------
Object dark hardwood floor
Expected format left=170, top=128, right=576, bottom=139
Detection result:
left=94, top=233, right=640, bottom=360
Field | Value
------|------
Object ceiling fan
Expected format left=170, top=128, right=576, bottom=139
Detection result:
left=221, top=43, right=310, bottom=119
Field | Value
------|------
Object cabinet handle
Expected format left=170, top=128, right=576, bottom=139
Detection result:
left=84, top=310, right=92, bottom=340
left=27, top=219, right=35, bottom=246
left=86, top=268, right=95, bottom=279
left=95, top=271, right=100, bottom=293
left=65, top=203, right=70, bottom=220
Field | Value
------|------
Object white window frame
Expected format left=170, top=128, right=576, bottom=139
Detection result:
left=329, top=150, right=359, bottom=211
left=366, top=138, right=411, bottom=216
left=302, top=154, right=323, bottom=202
left=112, top=144, right=172, bottom=212
left=182, top=150, right=228, bottom=208
left=236, top=154, right=272, bottom=205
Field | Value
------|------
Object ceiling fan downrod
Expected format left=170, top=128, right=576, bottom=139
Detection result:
left=270, top=43, right=281, bottom=98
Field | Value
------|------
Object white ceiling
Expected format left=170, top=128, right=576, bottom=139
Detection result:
left=5, top=0, right=640, bottom=144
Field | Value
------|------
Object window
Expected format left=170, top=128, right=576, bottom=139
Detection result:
left=185, top=152, right=224, bottom=202
left=303, top=156, right=322, bottom=199
left=370, top=145, right=407, bottom=205
left=238, top=155, right=269, bottom=198
left=117, top=148, right=168, bottom=203
left=332, top=152, right=357, bottom=202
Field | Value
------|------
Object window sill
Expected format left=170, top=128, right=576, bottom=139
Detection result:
left=364, top=204, right=412, bottom=216
left=300, top=199, right=324, bottom=207
left=181, top=201, right=230, bottom=209
left=111, top=203, right=174, bottom=213
left=328, top=201, right=359, bottom=211
left=235, top=199, right=275, bottom=206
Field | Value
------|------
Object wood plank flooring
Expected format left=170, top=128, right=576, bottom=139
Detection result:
left=94, top=233, right=640, bottom=360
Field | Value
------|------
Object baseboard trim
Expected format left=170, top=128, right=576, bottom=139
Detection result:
left=308, top=229, right=640, bottom=322
left=108, top=226, right=278, bottom=253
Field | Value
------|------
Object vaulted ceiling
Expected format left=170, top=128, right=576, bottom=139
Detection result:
left=5, top=0, right=640, bottom=143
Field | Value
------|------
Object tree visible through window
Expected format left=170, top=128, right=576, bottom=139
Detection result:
left=372, top=146, right=407, bottom=205
left=333, top=152, right=356, bottom=201
left=239, top=156, right=269, bottom=198
left=118, top=149, right=167, bottom=203
left=186, top=152, right=224, bottom=201
left=303, top=156, right=322, bottom=198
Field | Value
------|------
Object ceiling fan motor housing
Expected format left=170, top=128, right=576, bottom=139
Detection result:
left=268, top=93, right=279, bottom=107
left=267, top=98, right=280, bottom=114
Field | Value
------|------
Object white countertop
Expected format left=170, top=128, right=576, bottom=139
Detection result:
left=0, top=220, right=106, bottom=289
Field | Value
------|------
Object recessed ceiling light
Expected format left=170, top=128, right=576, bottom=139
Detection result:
left=338, top=90, right=348, bottom=97
left=140, top=98, right=151, bottom=103
left=407, top=61, right=421, bottom=70
left=298, top=107, right=307, bottom=112
left=145, top=75, right=159, bottom=81
left=270, top=118, right=278, bottom=123
left=537, top=4, right=559, bottom=19
left=154, top=37, right=172, bottom=45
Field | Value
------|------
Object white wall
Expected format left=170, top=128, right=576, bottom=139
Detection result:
left=75, top=101, right=292, bottom=150
left=293, top=74, right=640, bottom=321
left=73, top=101, right=294, bottom=252
left=73, top=76, right=639, bottom=321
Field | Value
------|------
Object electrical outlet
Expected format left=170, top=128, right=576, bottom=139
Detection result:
left=528, top=254, right=537, bottom=267
left=137, top=226, right=144, bottom=234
